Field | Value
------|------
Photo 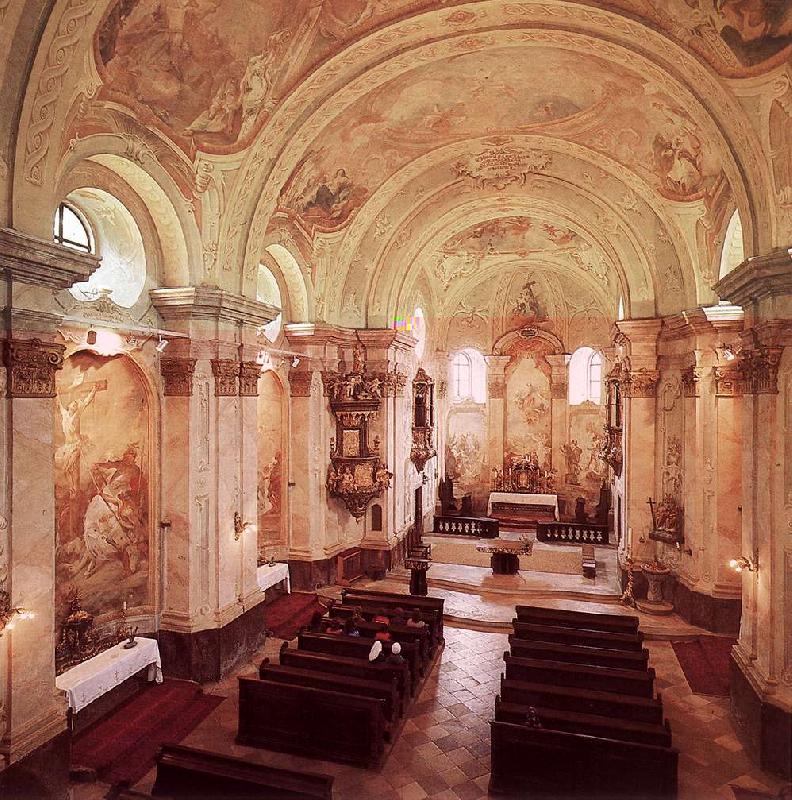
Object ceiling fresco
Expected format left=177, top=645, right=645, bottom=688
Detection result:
left=93, top=0, right=791, bottom=157
left=275, top=44, right=727, bottom=236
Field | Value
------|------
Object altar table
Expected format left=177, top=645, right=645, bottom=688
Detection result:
left=487, top=492, right=559, bottom=519
left=256, top=562, right=291, bottom=594
left=55, top=638, right=163, bottom=714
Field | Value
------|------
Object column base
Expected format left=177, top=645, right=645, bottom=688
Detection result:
left=0, top=731, right=70, bottom=800
left=159, top=590, right=276, bottom=683
left=730, top=655, right=792, bottom=779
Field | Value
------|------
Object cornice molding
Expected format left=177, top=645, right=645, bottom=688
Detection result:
left=0, top=227, right=99, bottom=290
left=715, top=248, right=792, bottom=307
left=150, top=287, right=279, bottom=327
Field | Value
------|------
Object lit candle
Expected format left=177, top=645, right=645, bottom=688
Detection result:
left=123, top=601, right=127, bottom=612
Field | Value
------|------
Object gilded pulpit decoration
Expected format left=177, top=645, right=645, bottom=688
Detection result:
left=239, top=361, right=261, bottom=396
left=160, top=357, right=196, bottom=396
left=211, top=359, right=239, bottom=396
left=4, top=338, right=64, bottom=397
left=325, top=340, right=391, bottom=518
left=410, top=368, right=436, bottom=473
left=601, top=363, right=624, bottom=477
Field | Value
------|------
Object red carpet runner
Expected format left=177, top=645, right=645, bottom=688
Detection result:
left=671, top=636, right=736, bottom=696
left=265, top=591, right=324, bottom=640
left=71, top=679, right=223, bottom=787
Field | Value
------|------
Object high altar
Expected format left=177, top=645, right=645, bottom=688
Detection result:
left=488, top=453, right=559, bottom=521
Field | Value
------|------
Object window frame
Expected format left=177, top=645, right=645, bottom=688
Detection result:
left=451, top=350, right=473, bottom=401
left=587, top=350, right=603, bottom=404
left=54, top=202, right=94, bottom=254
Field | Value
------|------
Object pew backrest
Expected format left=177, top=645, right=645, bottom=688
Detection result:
left=515, top=604, right=639, bottom=633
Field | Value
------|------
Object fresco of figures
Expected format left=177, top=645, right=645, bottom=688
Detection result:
left=568, top=407, right=608, bottom=501
left=506, top=355, right=551, bottom=466
left=445, top=409, right=485, bottom=494
left=257, top=372, right=285, bottom=553
left=54, top=352, right=151, bottom=627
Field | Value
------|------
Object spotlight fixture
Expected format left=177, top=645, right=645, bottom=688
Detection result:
left=155, top=336, right=169, bottom=353
left=256, top=350, right=271, bottom=368
left=291, top=356, right=301, bottom=368
left=729, top=556, right=757, bottom=573
left=86, top=328, right=97, bottom=346
left=723, top=347, right=735, bottom=361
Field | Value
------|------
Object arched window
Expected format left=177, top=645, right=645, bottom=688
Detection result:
left=587, top=350, right=603, bottom=403
left=257, top=263, right=283, bottom=343
left=569, top=346, right=603, bottom=405
left=53, top=202, right=93, bottom=253
left=719, top=209, right=744, bottom=280
left=452, top=351, right=472, bottom=400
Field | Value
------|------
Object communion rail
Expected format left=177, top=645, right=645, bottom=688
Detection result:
left=536, top=521, right=611, bottom=546
left=434, top=516, right=499, bottom=538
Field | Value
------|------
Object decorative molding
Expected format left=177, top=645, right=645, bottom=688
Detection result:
left=160, top=358, right=197, bottom=397
left=150, top=287, right=278, bottom=327
left=714, top=365, right=742, bottom=397
left=289, top=370, right=314, bottom=397
left=488, top=377, right=506, bottom=400
left=211, top=359, right=239, bottom=396
left=0, top=227, right=98, bottom=289
left=238, top=362, right=260, bottom=396
left=24, top=0, right=99, bottom=185
left=625, top=368, right=660, bottom=398
left=681, top=367, right=700, bottom=398
left=3, top=339, right=64, bottom=398
left=550, top=382, right=567, bottom=400
left=437, top=380, right=447, bottom=400
left=453, top=146, right=552, bottom=191
left=739, top=346, right=783, bottom=395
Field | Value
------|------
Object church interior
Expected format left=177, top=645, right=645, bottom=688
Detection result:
left=1, top=1, right=792, bottom=798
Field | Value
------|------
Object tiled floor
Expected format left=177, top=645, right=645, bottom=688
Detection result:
left=120, top=626, right=787, bottom=800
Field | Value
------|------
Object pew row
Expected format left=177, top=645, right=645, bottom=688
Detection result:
left=494, top=696, right=672, bottom=748
left=237, top=677, right=385, bottom=767
left=510, top=622, right=644, bottom=652
left=489, top=720, right=678, bottom=799
left=503, top=654, right=657, bottom=698
left=504, top=639, right=650, bottom=671
left=340, top=589, right=444, bottom=641
left=515, top=604, right=639, bottom=634
left=152, top=743, right=334, bottom=799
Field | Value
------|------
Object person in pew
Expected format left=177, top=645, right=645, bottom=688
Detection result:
left=373, top=608, right=390, bottom=625
left=368, top=640, right=384, bottom=663
left=352, top=606, right=365, bottom=628
left=325, top=619, right=344, bottom=635
left=386, top=642, right=406, bottom=666
left=308, top=610, right=325, bottom=632
left=344, top=618, right=360, bottom=637
left=406, top=610, right=425, bottom=629
left=374, top=627, right=392, bottom=642
left=391, top=607, right=406, bottom=626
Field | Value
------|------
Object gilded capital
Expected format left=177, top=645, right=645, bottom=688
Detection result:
left=211, top=359, right=240, bottom=396
left=3, top=338, right=65, bottom=397
left=160, top=357, right=197, bottom=397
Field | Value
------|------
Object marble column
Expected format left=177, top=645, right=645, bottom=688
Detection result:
left=485, top=355, right=510, bottom=486
left=715, top=249, right=792, bottom=778
left=0, top=229, right=97, bottom=768
left=615, top=319, right=662, bottom=563
left=151, top=288, right=277, bottom=681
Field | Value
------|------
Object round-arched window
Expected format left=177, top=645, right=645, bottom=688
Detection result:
left=53, top=202, right=93, bottom=253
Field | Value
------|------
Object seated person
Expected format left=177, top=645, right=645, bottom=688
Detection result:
left=373, top=607, right=390, bottom=625
left=351, top=606, right=365, bottom=627
left=374, top=627, right=392, bottom=642
left=391, top=606, right=406, bottom=626
left=308, top=610, right=325, bottom=632
left=385, top=642, right=405, bottom=665
left=325, top=619, right=344, bottom=635
left=344, top=618, right=360, bottom=637
left=368, top=640, right=384, bottom=663
left=406, top=609, right=425, bottom=629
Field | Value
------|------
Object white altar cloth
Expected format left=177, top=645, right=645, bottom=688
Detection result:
left=56, top=638, right=163, bottom=713
left=487, top=492, right=559, bottom=520
left=256, top=562, right=290, bottom=594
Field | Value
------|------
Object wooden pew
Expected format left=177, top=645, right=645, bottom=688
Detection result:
left=321, top=617, right=431, bottom=661
left=328, top=604, right=440, bottom=652
left=336, top=597, right=443, bottom=649
left=341, top=589, right=444, bottom=640
left=499, top=677, right=664, bottom=725
left=152, top=743, right=334, bottom=799
left=259, top=660, right=400, bottom=726
left=297, top=631, right=422, bottom=685
left=504, top=640, right=650, bottom=672
left=490, top=720, right=678, bottom=799
left=494, top=696, right=672, bottom=749
left=510, top=623, right=644, bottom=652
left=237, top=677, right=385, bottom=767
left=503, top=654, right=656, bottom=698
left=279, top=646, right=412, bottom=700
left=515, top=604, right=639, bottom=633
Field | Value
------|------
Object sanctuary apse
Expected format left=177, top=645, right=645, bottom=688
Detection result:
left=0, top=1, right=791, bottom=798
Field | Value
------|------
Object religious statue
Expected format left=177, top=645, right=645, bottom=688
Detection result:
left=561, top=439, right=583, bottom=485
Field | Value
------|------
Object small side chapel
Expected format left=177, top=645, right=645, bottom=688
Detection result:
left=1, top=1, right=792, bottom=798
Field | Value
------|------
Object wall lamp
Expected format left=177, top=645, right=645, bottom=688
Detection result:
left=729, top=556, right=757, bottom=573
left=0, top=591, right=35, bottom=636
